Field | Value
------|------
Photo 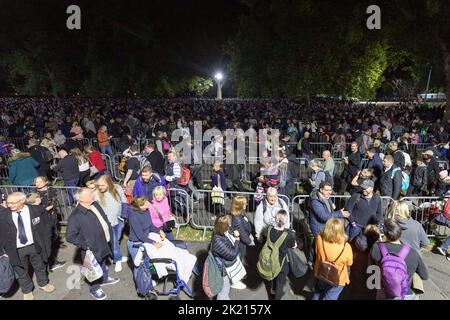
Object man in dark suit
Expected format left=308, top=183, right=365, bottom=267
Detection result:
left=0, top=192, right=55, bottom=300
left=66, top=188, right=119, bottom=300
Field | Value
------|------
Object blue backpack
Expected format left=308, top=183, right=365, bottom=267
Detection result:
left=391, top=168, right=410, bottom=193
left=134, top=258, right=155, bottom=298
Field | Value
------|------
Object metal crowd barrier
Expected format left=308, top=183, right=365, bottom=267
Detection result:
left=167, top=188, right=191, bottom=238
left=309, top=142, right=332, bottom=158
left=401, top=196, right=450, bottom=237
left=0, top=185, right=79, bottom=224
left=190, top=189, right=290, bottom=240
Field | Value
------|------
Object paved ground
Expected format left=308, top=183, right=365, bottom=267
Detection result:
left=1, top=237, right=449, bottom=301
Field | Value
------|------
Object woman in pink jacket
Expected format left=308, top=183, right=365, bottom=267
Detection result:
left=148, top=186, right=176, bottom=240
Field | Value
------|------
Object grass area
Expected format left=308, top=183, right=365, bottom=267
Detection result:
left=176, top=225, right=213, bottom=242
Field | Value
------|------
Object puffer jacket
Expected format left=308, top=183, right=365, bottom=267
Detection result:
left=211, top=233, right=240, bottom=275
left=308, top=190, right=344, bottom=237
left=8, top=152, right=39, bottom=185
left=231, top=214, right=253, bottom=246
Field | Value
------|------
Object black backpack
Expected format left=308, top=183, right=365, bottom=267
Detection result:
left=320, top=170, right=334, bottom=187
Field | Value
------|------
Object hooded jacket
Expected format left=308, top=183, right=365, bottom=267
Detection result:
left=396, top=218, right=429, bottom=254
left=8, top=152, right=39, bottom=186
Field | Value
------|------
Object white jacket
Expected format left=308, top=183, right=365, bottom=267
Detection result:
left=254, top=198, right=290, bottom=241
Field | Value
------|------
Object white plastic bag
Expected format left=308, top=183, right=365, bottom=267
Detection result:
left=81, top=250, right=103, bottom=282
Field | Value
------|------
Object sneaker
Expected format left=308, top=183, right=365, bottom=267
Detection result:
left=100, top=277, right=120, bottom=287
left=91, top=289, right=107, bottom=300
left=39, top=283, right=55, bottom=293
left=436, top=247, right=447, bottom=256
left=115, top=262, right=123, bottom=273
left=446, top=255, right=450, bottom=262
left=145, top=290, right=158, bottom=300
left=120, top=256, right=128, bottom=263
left=23, top=292, right=34, bottom=300
left=230, top=281, right=246, bottom=290
left=50, top=260, right=66, bottom=272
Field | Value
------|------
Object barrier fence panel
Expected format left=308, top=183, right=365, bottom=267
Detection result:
left=309, top=143, right=332, bottom=158
left=0, top=164, right=9, bottom=182
left=9, top=138, right=27, bottom=151
left=190, top=189, right=290, bottom=240
left=112, top=153, right=125, bottom=181
left=0, top=185, right=79, bottom=224
left=401, top=196, right=450, bottom=237
left=167, top=188, right=191, bottom=238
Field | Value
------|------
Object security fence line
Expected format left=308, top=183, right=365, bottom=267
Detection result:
left=2, top=185, right=448, bottom=241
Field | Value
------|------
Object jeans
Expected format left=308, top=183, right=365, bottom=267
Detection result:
left=64, top=178, right=79, bottom=205
left=313, top=279, right=345, bottom=300
left=441, top=236, right=450, bottom=250
left=217, top=275, right=231, bottom=300
left=112, top=219, right=125, bottom=263
left=89, top=258, right=109, bottom=294
left=100, top=145, right=113, bottom=157
left=165, top=231, right=174, bottom=241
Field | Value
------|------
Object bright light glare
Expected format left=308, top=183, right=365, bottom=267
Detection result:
left=215, top=72, right=223, bottom=80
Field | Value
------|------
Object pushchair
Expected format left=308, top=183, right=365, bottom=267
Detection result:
left=132, top=242, right=193, bottom=300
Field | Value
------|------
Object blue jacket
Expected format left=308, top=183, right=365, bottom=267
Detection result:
left=8, top=153, right=39, bottom=186
left=366, top=153, right=384, bottom=179
left=308, top=190, right=344, bottom=237
left=128, top=209, right=161, bottom=244
left=132, top=174, right=166, bottom=201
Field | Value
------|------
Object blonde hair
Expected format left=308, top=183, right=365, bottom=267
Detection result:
left=97, top=175, right=121, bottom=205
left=26, top=193, right=41, bottom=205
left=321, top=218, right=347, bottom=244
left=230, top=196, right=247, bottom=216
left=152, top=186, right=166, bottom=200
left=388, top=200, right=410, bottom=220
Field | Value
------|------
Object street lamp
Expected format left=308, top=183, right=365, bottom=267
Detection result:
left=214, top=72, right=224, bottom=99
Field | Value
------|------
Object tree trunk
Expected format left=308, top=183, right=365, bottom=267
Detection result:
left=440, top=40, right=450, bottom=119
left=445, top=50, right=450, bottom=119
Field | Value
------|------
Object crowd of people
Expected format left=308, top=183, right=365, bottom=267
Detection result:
left=0, top=97, right=449, bottom=301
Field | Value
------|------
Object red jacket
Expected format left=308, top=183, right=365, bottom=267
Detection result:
left=88, top=150, right=106, bottom=171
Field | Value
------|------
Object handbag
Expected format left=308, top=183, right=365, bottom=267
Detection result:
left=150, top=203, right=176, bottom=233
left=316, top=240, right=345, bottom=287
left=81, top=249, right=103, bottom=282
left=211, top=173, right=225, bottom=205
left=225, top=257, right=247, bottom=284
left=224, top=232, right=246, bottom=284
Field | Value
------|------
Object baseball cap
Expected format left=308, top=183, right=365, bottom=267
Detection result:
left=360, top=180, right=374, bottom=189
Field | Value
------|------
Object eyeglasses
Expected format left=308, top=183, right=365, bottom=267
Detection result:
left=6, top=199, right=23, bottom=205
